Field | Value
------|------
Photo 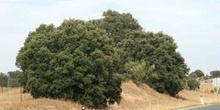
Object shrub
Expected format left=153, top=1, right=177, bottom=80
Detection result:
left=187, top=78, right=200, bottom=90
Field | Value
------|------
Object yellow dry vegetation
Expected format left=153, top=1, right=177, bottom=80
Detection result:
left=110, top=81, right=218, bottom=110
left=0, top=81, right=219, bottom=110
left=0, top=88, right=81, bottom=110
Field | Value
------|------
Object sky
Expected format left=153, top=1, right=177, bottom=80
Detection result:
left=0, top=0, right=220, bottom=74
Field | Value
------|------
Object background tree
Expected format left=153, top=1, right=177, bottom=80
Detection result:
left=189, top=69, right=204, bottom=78
left=187, top=77, right=200, bottom=90
left=7, top=70, right=22, bottom=87
left=210, top=70, right=220, bottom=78
left=16, top=19, right=122, bottom=108
left=189, top=72, right=198, bottom=78
left=0, top=73, right=8, bottom=92
left=194, top=69, right=205, bottom=77
left=203, top=74, right=210, bottom=80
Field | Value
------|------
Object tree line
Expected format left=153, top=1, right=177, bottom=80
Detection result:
left=189, top=69, right=220, bottom=79
left=0, top=71, right=21, bottom=89
left=16, top=10, right=193, bottom=109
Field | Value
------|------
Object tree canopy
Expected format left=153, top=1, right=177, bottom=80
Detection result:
left=189, top=72, right=198, bottom=78
left=0, top=71, right=21, bottom=89
left=16, top=19, right=123, bottom=108
left=122, top=31, right=188, bottom=96
left=7, top=70, right=21, bottom=87
left=0, top=73, right=7, bottom=87
left=187, top=77, right=200, bottom=90
left=16, top=10, right=189, bottom=108
left=189, top=69, right=204, bottom=78
left=210, top=70, right=220, bottom=78
left=102, top=10, right=142, bottom=44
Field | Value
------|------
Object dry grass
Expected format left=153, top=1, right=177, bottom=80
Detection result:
left=0, top=88, right=81, bottom=110
left=199, top=81, right=220, bottom=94
left=0, top=81, right=219, bottom=110
left=110, top=81, right=219, bottom=110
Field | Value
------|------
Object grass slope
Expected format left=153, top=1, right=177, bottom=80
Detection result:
left=0, top=81, right=218, bottom=110
left=110, top=81, right=217, bottom=110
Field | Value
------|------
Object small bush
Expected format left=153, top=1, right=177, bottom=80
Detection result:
left=187, top=78, right=200, bottom=90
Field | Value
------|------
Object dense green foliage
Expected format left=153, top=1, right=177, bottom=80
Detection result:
left=210, top=70, right=220, bottom=78
left=0, top=73, right=7, bottom=87
left=16, top=10, right=189, bottom=108
left=102, top=10, right=188, bottom=96
left=189, top=72, right=198, bottom=78
left=187, top=77, right=200, bottom=90
left=189, top=69, right=204, bottom=78
left=187, top=69, right=204, bottom=91
left=102, top=10, right=142, bottom=44
left=0, top=73, right=7, bottom=93
left=194, top=69, right=205, bottom=77
left=16, top=19, right=122, bottom=108
left=0, top=71, right=21, bottom=89
left=7, top=70, right=21, bottom=87
left=122, top=31, right=188, bottom=96
left=101, top=10, right=143, bottom=74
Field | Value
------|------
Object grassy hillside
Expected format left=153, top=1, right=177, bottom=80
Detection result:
left=110, top=81, right=217, bottom=110
left=0, top=81, right=218, bottom=110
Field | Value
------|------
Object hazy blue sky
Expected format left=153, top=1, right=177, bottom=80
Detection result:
left=0, top=0, right=220, bottom=74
